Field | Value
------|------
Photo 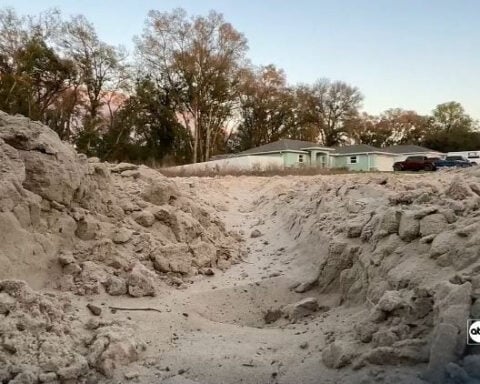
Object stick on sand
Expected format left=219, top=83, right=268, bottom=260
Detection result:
left=109, top=306, right=162, bottom=313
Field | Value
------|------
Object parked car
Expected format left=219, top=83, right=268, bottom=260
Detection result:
left=435, top=156, right=473, bottom=168
left=393, top=156, right=438, bottom=171
left=446, top=151, right=480, bottom=165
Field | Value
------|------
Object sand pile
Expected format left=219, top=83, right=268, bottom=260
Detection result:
left=258, top=171, right=480, bottom=383
left=0, top=111, right=240, bottom=382
left=0, top=111, right=239, bottom=294
left=0, top=280, right=143, bottom=383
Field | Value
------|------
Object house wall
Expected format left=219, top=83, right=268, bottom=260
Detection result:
left=251, top=153, right=283, bottom=163
left=334, top=154, right=395, bottom=172
left=166, top=154, right=284, bottom=173
left=282, top=152, right=311, bottom=167
left=281, top=151, right=332, bottom=167
left=332, top=154, right=371, bottom=171
left=372, top=154, right=395, bottom=172
left=169, top=151, right=397, bottom=173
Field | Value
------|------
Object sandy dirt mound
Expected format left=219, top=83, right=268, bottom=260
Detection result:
left=0, top=280, right=143, bottom=383
left=251, top=171, right=480, bottom=383
left=0, top=111, right=240, bottom=294
left=0, top=112, right=241, bottom=381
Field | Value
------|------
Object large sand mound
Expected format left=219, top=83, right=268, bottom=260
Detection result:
left=0, top=112, right=240, bottom=382
left=0, top=111, right=240, bottom=293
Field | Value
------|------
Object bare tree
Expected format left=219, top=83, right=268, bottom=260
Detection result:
left=304, top=79, right=363, bottom=146
left=60, top=15, right=126, bottom=151
left=0, top=7, right=61, bottom=63
left=136, top=8, right=248, bottom=162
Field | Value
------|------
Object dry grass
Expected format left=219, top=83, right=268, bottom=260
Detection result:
left=159, top=164, right=358, bottom=178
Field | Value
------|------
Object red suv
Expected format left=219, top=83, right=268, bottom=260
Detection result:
left=393, top=156, right=438, bottom=171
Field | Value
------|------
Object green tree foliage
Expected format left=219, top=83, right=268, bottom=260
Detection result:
left=350, top=109, right=432, bottom=147
left=235, top=65, right=296, bottom=151
left=351, top=103, right=479, bottom=152
left=299, top=79, right=364, bottom=146
left=431, top=101, right=474, bottom=133
left=291, top=85, right=323, bottom=142
left=423, top=102, right=480, bottom=151
left=99, top=78, right=191, bottom=164
left=0, top=8, right=78, bottom=137
left=347, top=113, right=387, bottom=147
left=0, top=38, right=76, bottom=121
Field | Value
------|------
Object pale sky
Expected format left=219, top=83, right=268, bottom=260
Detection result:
left=3, top=0, right=480, bottom=119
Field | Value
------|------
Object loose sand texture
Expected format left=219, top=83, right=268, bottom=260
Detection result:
left=2, top=111, right=480, bottom=383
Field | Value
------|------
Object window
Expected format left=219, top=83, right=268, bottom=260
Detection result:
left=348, top=156, right=358, bottom=164
left=468, top=152, right=479, bottom=159
left=298, top=154, right=304, bottom=163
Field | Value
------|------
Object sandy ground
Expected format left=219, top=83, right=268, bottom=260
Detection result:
left=69, top=176, right=425, bottom=384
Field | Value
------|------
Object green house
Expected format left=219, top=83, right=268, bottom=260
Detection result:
left=174, top=140, right=441, bottom=173
left=330, top=144, right=398, bottom=171
left=237, top=140, right=397, bottom=171
left=238, top=139, right=334, bottom=167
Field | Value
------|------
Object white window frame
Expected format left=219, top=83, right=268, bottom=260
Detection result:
left=298, top=154, right=304, bottom=163
left=347, top=155, right=358, bottom=164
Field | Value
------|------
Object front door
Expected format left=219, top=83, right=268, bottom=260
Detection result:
left=316, top=153, right=326, bottom=167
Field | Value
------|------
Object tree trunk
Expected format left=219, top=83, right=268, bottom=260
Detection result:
left=193, top=110, right=199, bottom=163
left=205, top=106, right=214, bottom=162
left=205, top=126, right=211, bottom=162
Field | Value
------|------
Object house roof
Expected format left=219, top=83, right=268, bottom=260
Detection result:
left=332, top=144, right=386, bottom=155
left=384, top=145, right=441, bottom=154
left=239, top=140, right=439, bottom=157
left=239, top=139, right=328, bottom=155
